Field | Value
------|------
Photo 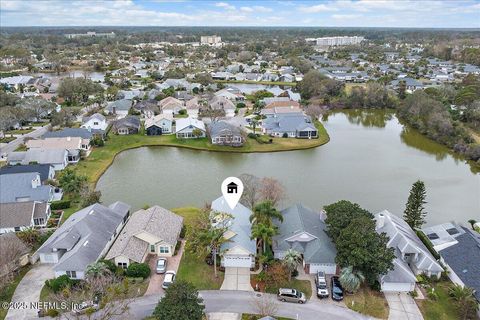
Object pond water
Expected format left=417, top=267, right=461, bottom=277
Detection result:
left=96, top=110, right=479, bottom=226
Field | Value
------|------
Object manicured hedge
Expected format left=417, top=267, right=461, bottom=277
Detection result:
left=50, top=200, right=71, bottom=210
left=126, top=263, right=150, bottom=279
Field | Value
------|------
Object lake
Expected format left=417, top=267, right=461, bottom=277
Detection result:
left=96, top=110, right=480, bottom=226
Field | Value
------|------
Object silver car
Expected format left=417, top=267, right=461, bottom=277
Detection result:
left=156, top=258, right=167, bottom=274
left=162, top=270, right=176, bottom=289
left=277, top=288, right=307, bottom=304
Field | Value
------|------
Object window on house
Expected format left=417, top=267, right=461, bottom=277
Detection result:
left=94, top=122, right=98, bottom=125
left=150, top=244, right=156, bottom=253
left=66, top=271, right=77, bottom=278
left=117, top=262, right=127, bottom=269
left=159, top=246, right=169, bottom=254
left=14, top=227, right=21, bottom=232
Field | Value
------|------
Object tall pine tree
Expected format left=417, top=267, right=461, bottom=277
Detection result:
left=403, top=180, right=427, bottom=229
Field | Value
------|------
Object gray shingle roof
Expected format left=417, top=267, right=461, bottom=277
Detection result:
left=44, top=128, right=93, bottom=139
left=8, top=149, right=67, bottom=166
left=0, top=164, right=53, bottom=182
left=105, top=206, right=183, bottom=263
left=209, top=121, right=242, bottom=138
left=263, top=115, right=316, bottom=133
left=37, top=202, right=130, bottom=273
left=440, top=228, right=480, bottom=300
left=0, top=173, right=53, bottom=203
left=0, top=202, right=35, bottom=228
left=273, top=204, right=336, bottom=264
left=106, top=99, right=132, bottom=112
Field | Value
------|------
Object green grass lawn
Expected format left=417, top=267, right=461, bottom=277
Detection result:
left=76, top=122, right=329, bottom=186
left=5, top=129, right=34, bottom=135
left=265, top=279, right=312, bottom=299
left=417, top=282, right=463, bottom=320
left=172, top=207, right=224, bottom=290
left=0, top=265, right=33, bottom=320
left=14, top=144, right=27, bottom=151
left=0, top=137, right=16, bottom=143
left=344, top=286, right=389, bottom=319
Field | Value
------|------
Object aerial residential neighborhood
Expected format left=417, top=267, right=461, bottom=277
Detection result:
left=0, top=1, right=479, bottom=320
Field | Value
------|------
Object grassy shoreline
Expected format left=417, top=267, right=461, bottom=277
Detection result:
left=76, top=121, right=329, bottom=186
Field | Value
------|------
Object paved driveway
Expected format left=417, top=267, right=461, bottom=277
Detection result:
left=0, top=125, right=51, bottom=158
left=385, top=292, right=423, bottom=320
left=220, top=267, right=253, bottom=291
left=144, top=240, right=185, bottom=295
left=5, top=264, right=54, bottom=320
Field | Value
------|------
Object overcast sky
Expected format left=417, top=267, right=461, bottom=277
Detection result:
left=1, top=0, right=479, bottom=28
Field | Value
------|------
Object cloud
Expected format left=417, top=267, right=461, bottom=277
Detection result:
left=215, top=2, right=235, bottom=10
left=299, top=4, right=338, bottom=13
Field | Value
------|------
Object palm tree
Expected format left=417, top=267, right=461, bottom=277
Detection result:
left=339, top=266, right=365, bottom=294
left=250, top=201, right=283, bottom=226
left=467, top=219, right=477, bottom=230
left=283, top=249, right=302, bottom=281
left=448, top=284, right=478, bottom=320
left=85, top=262, right=111, bottom=279
left=197, top=227, right=228, bottom=278
left=251, top=223, right=277, bottom=254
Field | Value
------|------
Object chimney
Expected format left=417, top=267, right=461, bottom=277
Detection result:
left=376, top=212, right=385, bottom=229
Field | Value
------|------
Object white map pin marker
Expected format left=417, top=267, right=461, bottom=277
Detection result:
left=221, top=177, right=244, bottom=210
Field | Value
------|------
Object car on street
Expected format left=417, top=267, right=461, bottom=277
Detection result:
left=315, top=271, right=329, bottom=298
left=156, top=258, right=167, bottom=274
left=277, top=288, right=307, bottom=304
left=162, top=270, right=176, bottom=289
left=331, top=276, right=344, bottom=301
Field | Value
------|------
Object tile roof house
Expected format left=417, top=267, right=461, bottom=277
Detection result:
left=36, top=201, right=131, bottom=279
left=211, top=196, right=256, bottom=269
left=175, top=117, right=206, bottom=139
left=273, top=204, right=337, bottom=275
left=185, top=97, right=200, bottom=118
left=374, top=210, right=443, bottom=292
left=159, top=97, right=184, bottom=115
left=7, top=149, right=69, bottom=171
left=144, top=114, right=173, bottom=135
left=208, top=121, right=245, bottom=147
left=0, top=173, right=55, bottom=204
left=105, top=206, right=183, bottom=268
left=438, top=227, right=480, bottom=301
left=0, top=164, right=55, bottom=182
left=0, top=201, right=51, bottom=234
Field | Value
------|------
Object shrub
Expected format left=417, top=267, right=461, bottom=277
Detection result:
left=50, top=200, right=71, bottom=210
left=126, top=263, right=150, bottom=279
left=247, top=133, right=257, bottom=139
left=174, top=241, right=182, bottom=255
left=179, top=226, right=186, bottom=239
left=236, top=102, right=246, bottom=108
left=46, top=309, right=59, bottom=317
left=46, top=275, right=75, bottom=293
left=282, top=132, right=288, bottom=138
left=98, top=259, right=118, bottom=273
left=179, top=109, right=187, bottom=115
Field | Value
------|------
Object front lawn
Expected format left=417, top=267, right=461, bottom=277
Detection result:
left=264, top=279, right=312, bottom=299
left=0, top=265, right=32, bottom=320
left=176, top=249, right=224, bottom=290
left=417, top=282, right=463, bottom=320
left=344, top=286, right=389, bottom=319
left=0, top=137, right=16, bottom=143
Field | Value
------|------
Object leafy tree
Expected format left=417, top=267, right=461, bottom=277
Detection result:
left=153, top=281, right=204, bottom=320
left=250, top=201, right=283, bottom=227
left=403, top=180, right=427, bottom=229
left=80, top=188, right=102, bottom=207
left=335, top=216, right=395, bottom=285
left=448, top=284, right=479, bottom=320
left=282, top=249, right=302, bottom=281
left=259, top=177, right=286, bottom=207
left=126, top=262, right=151, bottom=279
left=18, top=98, right=55, bottom=121
left=195, top=73, right=213, bottom=86
left=339, top=266, right=365, bottom=293
left=324, top=200, right=373, bottom=243
left=85, top=262, right=111, bottom=279
left=16, top=227, right=40, bottom=247
left=58, top=168, right=87, bottom=195
left=58, top=77, right=103, bottom=105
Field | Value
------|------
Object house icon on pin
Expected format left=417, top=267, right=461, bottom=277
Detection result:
left=227, top=182, right=238, bottom=194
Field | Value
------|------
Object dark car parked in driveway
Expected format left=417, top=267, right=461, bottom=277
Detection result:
left=331, top=276, right=344, bottom=301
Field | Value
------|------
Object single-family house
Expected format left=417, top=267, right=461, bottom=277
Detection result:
left=105, top=206, right=183, bottom=268
left=273, top=204, right=337, bottom=274
left=105, top=99, right=132, bottom=118
left=36, top=201, right=131, bottom=279
left=0, top=201, right=51, bottom=234
left=0, top=173, right=56, bottom=204
left=209, top=121, right=244, bottom=147
left=144, top=114, right=173, bottom=135
left=209, top=96, right=236, bottom=118
left=185, top=97, right=200, bottom=118
left=215, top=88, right=245, bottom=102
left=160, top=97, right=184, bottom=115
left=211, top=196, right=256, bottom=269
left=7, top=149, right=69, bottom=171
left=0, top=164, right=55, bottom=183
left=176, top=117, right=206, bottom=139
left=390, top=78, right=424, bottom=93
left=111, top=116, right=141, bottom=135
left=435, top=226, right=480, bottom=303
left=133, top=100, right=158, bottom=118
left=26, top=137, right=89, bottom=163
left=81, top=113, right=108, bottom=132
left=44, top=128, right=96, bottom=143
left=263, top=114, right=317, bottom=139
left=375, top=210, right=443, bottom=292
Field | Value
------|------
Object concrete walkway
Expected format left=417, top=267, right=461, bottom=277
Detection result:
left=385, top=292, right=423, bottom=320
left=5, top=264, right=54, bottom=320
left=220, top=267, right=253, bottom=291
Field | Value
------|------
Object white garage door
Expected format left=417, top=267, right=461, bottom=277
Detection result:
left=309, top=263, right=337, bottom=275
left=41, top=254, right=55, bottom=263
left=223, top=256, right=252, bottom=268
left=382, top=282, right=415, bottom=292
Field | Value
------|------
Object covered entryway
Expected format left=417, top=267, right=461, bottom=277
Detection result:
left=220, top=267, right=253, bottom=291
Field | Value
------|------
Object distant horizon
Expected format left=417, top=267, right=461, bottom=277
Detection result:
left=1, top=0, right=479, bottom=28
left=2, top=26, right=480, bottom=30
